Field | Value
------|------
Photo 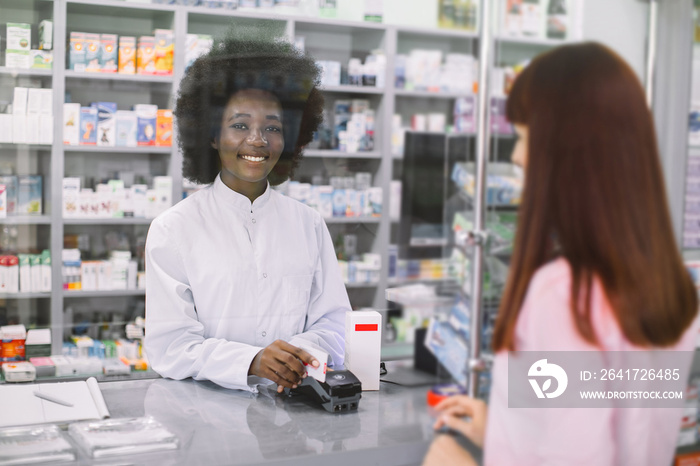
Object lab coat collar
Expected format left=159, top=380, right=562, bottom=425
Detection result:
left=213, top=173, right=272, bottom=212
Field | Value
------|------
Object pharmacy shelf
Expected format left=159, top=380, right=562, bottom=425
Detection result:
left=388, top=276, right=458, bottom=286
left=320, top=85, right=385, bottom=95
left=345, top=282, right=380, bottom=289
left=396, top=25, right=478, bottom=39
left=64, top=145, right=172, bottom=154
left=63, top=218, right=153, bottom=225
left=394, top=89, right=469, bottom=99
left=303, top=150, right=381, bottom=159
left=325, top=216, right=381, bottom=224
left=0, top=215, right=51, bottom=225
left=0, top=67, right=52, bottom=77
left=689, top=146, right=700, bottom=157
left=66, top=0, right=176, bottom=12
left=64, top=70, right=174, bottom=84
left=0, top=292, right=52, bottom=299
left=0, top=143, right=52, bottom=151
left=63, top=289, right=146, bottom=298
left=494, top=35, right=572, bottom=47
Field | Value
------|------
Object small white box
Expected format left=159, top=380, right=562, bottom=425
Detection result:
left=153, top=176, right=173, bottom=215
left=7, top=256, right=18, bottom=293
left=26, top=88, right=43, bottom=115
left=131, top=184, right=147, bottom=218
left=19, top=255, right=30, bottom=292
left=50, top=355, right=77, bottom=377
left=2, top=362, right=36, bottom=382
left=12, top=115, right=26, bottom=144
left=80, top=261, right=97, bottom=291
left=97, top=261, right=112, bottom=290
left=0, top=115, right=12, bottom=143
left=40, top=89, right=53, bottom=115
left=127, top=260, right=138, bottom=290
left=5, top=51, right=30, bottom=69
left=344, top=310, right=382, bottom=391
left=63, top=103, right=80, bottom=145
left=39, top=115, right=53, bottom=144
left=40, top=251, right=51, bottom=292
left=12, top=87, right=28, bottom=115
left=62, top=177, right=81, bottom=218
left=25, top=114, right=39, bottom=144
left=7, top=23, right=31, bottom=52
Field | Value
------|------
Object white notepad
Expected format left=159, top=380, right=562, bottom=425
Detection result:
left=0, top=377, right=110, bottom=427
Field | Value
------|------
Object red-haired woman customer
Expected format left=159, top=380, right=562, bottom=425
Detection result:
left=423, top=42, right=700, bottom=466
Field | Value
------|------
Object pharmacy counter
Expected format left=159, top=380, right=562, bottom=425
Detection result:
left=93, top=375, right=481, bottom=466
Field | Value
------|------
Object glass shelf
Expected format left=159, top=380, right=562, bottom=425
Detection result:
left=0, top=67, right=52, bottom=77
left=0, top=215, right=51, bottom=225
left=325, top=217, right=381, bottom=224
left=64, top=145, right=172, bottom=154
left=320, top=85, right=385, bottom=95
left=64, top=70, right=174, bottom=84
left=63, top=218, right=153, bottom=225
left=63, top=289, right=145, bottom=298
left=304, top=150, right=381, bottom=159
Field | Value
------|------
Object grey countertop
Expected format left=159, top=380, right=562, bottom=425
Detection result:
left=86, top=375, right=444, bottom=466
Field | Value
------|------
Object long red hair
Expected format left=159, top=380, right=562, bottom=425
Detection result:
left=492, top=42, right=698, bottom=351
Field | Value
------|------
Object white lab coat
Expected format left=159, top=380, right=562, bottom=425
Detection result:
left=144, top=174, right=350, bottom=392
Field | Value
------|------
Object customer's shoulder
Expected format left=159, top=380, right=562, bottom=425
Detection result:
left=529, top=257, right=572, bottom=295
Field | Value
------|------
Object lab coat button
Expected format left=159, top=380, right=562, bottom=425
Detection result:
left=262, top=331, right=267, bottom=337
left=252, top=218, right=256, bottom=223
left=263, top=273, right=267, bottom=278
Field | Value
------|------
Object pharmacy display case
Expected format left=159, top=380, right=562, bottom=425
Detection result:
left=0, top=0, right=666, bottom=392
left=0, top=0, right=492, bottom=378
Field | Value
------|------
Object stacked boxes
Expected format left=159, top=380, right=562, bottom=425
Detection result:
left=185, top=34, right=213, bottom=70
left=0, top=87, right=54, bottom=145
left=63, top=103, right=171, bottom=147
left=275, top=173, right=382, bottom=220
left=63, top=176, right=172, bottom=219
left=332, top=99, right=375, bottom=152
left=395, top=50, right=476, bottom=94
left=63, top=249, right=142, bottom=292
left=69, top=30, right=172, bottom=76
left=5, top=23, right=31, bottom=69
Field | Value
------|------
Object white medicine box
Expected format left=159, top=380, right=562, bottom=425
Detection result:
left=344, top=309, right=382, bottom=391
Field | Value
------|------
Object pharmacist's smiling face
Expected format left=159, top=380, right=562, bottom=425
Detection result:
left=213, top=89, right=284, bottom=196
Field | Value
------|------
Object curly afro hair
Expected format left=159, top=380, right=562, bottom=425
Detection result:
left=174, top=30, right=324, bottom=186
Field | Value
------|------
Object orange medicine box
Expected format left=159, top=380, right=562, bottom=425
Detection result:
left=0, top=324, right=26, bottom=362
left=84, top=33, right=101, bottom=72
left=136, top=36, right=156, bottom=75
left=118, top=36, right=136, bottom=74
left=156, top=109, right=172, bottom=146
left=154, top=29, right=173, bottom=76
left=677, top=452, right=700, bottom=466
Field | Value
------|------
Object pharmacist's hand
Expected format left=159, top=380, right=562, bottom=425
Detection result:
left=433, top=396, right=487, bottom=448
left=248, top=340, right=319, bottom=393
left=422, top=434, right=478, bottom=466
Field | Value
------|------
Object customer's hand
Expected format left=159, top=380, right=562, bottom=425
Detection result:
left=433, top=395, right=488, bottom=448
left=248, top=340, right=319, bottom=393
left=422, top=434, right=478, bottom=466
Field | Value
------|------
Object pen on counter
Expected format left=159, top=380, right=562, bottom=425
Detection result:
left=33, top=391, right=74, bottom=407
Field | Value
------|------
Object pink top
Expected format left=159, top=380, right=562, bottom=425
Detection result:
left=484, top=258, right=700, bottom=466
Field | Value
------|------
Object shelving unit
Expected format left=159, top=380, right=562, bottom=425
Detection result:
left=1, top=0, right=576, bottom=358
left=64, top=289, right=145, bottom=298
